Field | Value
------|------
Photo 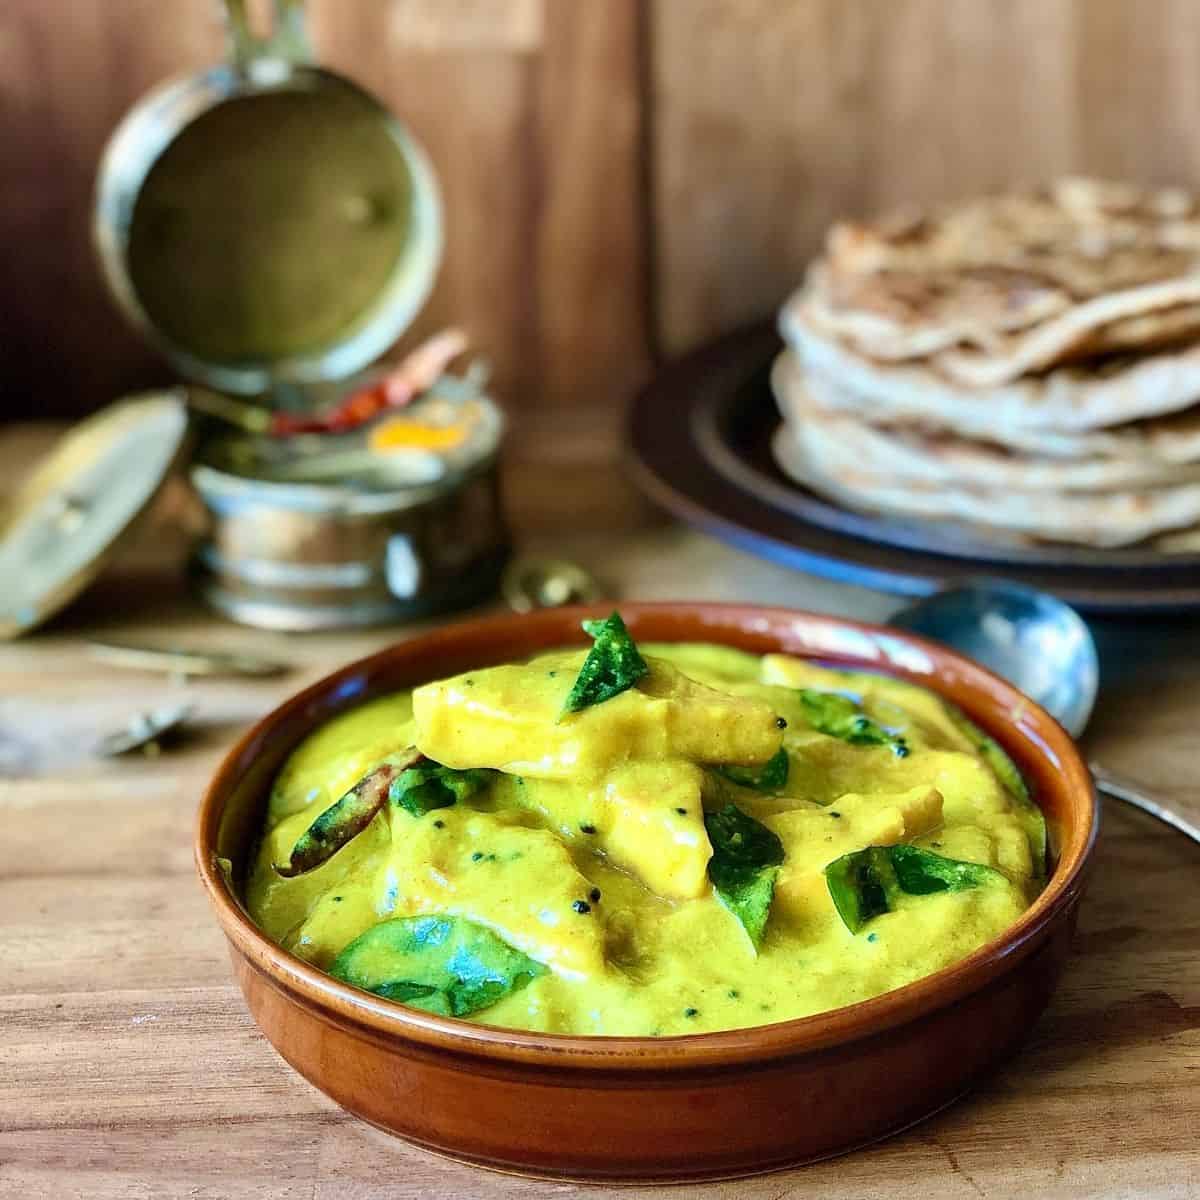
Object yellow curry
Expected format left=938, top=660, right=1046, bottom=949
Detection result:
left=247, top=620, right=1045, bottom=1036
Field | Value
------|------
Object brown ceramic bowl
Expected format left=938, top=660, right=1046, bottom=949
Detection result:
left=195, top=603, right=1097, bottom=1181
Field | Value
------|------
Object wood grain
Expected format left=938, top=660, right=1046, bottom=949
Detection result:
left=0, top=0, right=223, bottom=418
left=13, top=1, right=1200, bottom=415
left=648, top=0, right=1200, bottom=351
left=0, top=421, right=1197, bottom=1198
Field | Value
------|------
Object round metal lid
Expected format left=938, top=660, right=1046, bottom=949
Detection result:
left=93, top=37, right=442, bottom=394
left=0, top=393, right=190, bottom=639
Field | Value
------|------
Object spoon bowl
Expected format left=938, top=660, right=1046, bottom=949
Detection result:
left=891, top=579, right=1200, bottom=844
left=891, top=581, right=1099, bottom=738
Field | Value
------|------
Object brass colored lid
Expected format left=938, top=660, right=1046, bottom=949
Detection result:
left=0, top=393, right=189, bottom=638
left=94, top=50, right=442, bottom=394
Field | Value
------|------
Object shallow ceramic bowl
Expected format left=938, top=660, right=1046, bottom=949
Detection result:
left=196, top=604, right=1097, bottom=1181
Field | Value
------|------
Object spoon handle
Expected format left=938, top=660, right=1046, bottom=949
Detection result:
left=1090, top=762, right=1200, bottom=846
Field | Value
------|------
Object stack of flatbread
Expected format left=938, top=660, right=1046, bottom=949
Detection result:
left=771, top=178, right=1200, bottom=550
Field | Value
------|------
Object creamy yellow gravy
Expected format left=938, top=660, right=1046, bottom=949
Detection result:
left=247, top=644, right=1044, bottom=1036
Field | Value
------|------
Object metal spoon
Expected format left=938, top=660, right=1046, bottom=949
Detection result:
left=86, top=640, right=289, bottom=678
left=891, top=580, right=1200, bottom=844
left=94, top=702, right=195, bottom=758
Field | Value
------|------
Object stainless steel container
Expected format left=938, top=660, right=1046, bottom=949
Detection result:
left=189, top=412, right=508, bottom=631
left=90, top=1, right=509, bottom=631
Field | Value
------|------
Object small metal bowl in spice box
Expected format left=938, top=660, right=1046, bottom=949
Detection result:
left=189, top=376, right=509, bottom=630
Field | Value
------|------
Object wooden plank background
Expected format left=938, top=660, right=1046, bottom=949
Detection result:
left=4, top=0, right=1200, bottom=419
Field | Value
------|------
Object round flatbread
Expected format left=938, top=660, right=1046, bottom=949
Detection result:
left=771, top=415, right=1200, bottom=548
left=792, top=178, right=1200, bottom=385
left=772, top=367, right=1200, bottom=492
left=776, top=326, right=1200, bottom=442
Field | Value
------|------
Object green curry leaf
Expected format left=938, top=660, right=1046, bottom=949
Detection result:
left=824, top=845, right=1006, bottom=934
left=329, top=915, right=547, bottom=1017
left=823, top=846, right=894, bottom=934
left=389, top=761, right=493, bottom=817
left=705, top=804, right=786, bottom=951
left=705, top=803, right=786, bottom=868
left=716, top=747, right=790, bottom=793
left=799, top=690, right=910, bottom=757
left=561, top=611, right=649, bottom=716
left=275, top=748, right=422, bottom=877
left=888, top=843, right=1003, bottom=894
left=708, top=861, right=780, bottom=951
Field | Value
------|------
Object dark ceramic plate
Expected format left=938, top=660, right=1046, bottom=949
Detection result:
left=626, top=322, right=1200, bottom=614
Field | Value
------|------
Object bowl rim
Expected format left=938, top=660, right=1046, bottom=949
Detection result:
left=195, top=601, right=1098, bottom=1071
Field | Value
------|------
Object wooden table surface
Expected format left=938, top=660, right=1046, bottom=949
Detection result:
left=1, top=416, right=1197, bottom=1199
